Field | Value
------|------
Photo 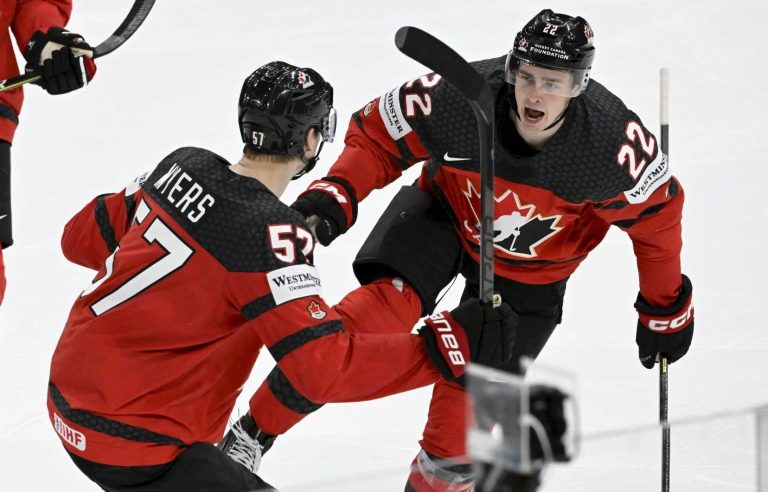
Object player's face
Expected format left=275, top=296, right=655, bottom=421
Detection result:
left=513, top=64, right=572, bottom=131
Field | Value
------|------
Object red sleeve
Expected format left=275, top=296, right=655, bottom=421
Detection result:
left=223, top=267, right=439, bottom=405
left=328, top=76, right=442, bottom=201
left=241, top=275, right=428, bottom=435
left=12, top=0, right=71, bottom=49
left=261, top=298, right=438, bottom=404
left=61, top=174, right=148, bottom=270
left=593, top=131, right=685, bottom=308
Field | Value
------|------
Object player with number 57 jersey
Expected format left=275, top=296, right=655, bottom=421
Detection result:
left=46, top=63, right=519, bottom=487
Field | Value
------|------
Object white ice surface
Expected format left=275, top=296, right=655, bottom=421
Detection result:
left=1, top=1, right=766, bottom=490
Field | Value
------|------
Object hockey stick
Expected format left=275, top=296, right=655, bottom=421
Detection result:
left=0, top=0, right=156, bottom=92
left=394, top=26, right=496, bottom=304
left=659, top=66, right=671, bottom=492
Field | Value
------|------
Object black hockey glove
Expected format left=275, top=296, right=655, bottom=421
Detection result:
left=419, top=297, right=517, bottom=381
left=24, top=27, right=97, bottom=95
left=291, top=177, right=357, bottom=246
left=635, top=274, right=694, bottom=369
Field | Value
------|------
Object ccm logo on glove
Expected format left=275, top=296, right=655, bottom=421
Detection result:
left=307, top=182, right=348, bottom=204
left=639, top=297, right=693, bottom=333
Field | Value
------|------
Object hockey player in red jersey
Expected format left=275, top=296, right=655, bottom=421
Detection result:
left=243, top=9, right=695, bottom=492
left=1, top=0, right=97, bottom=305
left=47, top=61, right=517, bottom=491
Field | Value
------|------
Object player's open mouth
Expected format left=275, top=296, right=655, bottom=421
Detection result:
left=523, top=107, right=545, bottom=125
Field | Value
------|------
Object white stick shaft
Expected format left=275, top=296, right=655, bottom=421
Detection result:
left=660, top=68, right=670, bottom=155
left=660, top=68, right=670, bottom=125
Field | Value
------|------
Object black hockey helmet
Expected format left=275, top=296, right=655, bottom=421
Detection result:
left=238, top=61, right=336, bottom=179
left=505, top=9, right=595, bottom=96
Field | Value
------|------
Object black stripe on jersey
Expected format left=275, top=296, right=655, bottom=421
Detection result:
left=593, top=200, right=629, bottom=210
left=354, top=111, right=412, bottom=170
left=95, top=194, right=119, bottom=253
left=352, top=111, right=364, bottom=131
left=125, top=193, right=137, bottom=223
left=266, top=367, right=323, bottom=414
left=0, top=103, right=19, bottom=124
left=241, top=295, right=277, bottom=320
left=612, top=202, right=666, bottom=229
left=395, top=142, right=415, bottom=170
left=668, top=178, right=679, bottom=197
left=268, top=320, right=343, bottom=362
left=49, top=382, right=185, bottom=446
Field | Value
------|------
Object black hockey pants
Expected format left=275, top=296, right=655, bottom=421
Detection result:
left=66, top=443, right=275, bottom=492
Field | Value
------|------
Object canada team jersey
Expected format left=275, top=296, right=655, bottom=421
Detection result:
left=48, top=147, right=437, bottom=466
left=329, top=56, right=684, bottom=307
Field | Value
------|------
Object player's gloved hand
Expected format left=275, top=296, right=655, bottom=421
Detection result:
left=291, top=177, right=357, bottom=246
left=24, top=27, right=97, bottom=95
left=635, top=274, right=694, bottom=369
left=419, top=296, right=518, bottom=381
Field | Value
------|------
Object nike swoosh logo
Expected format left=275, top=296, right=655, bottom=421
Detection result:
left=443, top=153, right=471, bottom=162
left=0, top=215, right=6, bottom=220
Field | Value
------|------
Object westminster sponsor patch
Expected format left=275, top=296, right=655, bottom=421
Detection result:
left=267, top=264, right=322, bottom=305
left=624, top=153, right=671, bottom=204
left=378, top=86, right=412, bottom=140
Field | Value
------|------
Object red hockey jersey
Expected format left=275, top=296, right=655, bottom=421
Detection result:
left=328, top=57, right=684, bottom=307
left=1, top=0, right=71, bottom=142
left=48, top=147, right=439, bottom=466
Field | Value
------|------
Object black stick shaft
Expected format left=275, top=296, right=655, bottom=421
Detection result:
left=660, top=360, right=670, bottom=489
left=394, top=26, right=495, bottom=303
left=659, top=66, right=671, bottom=492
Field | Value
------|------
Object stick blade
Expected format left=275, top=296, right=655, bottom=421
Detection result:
left=395, top=26, right=492, bottom=119
left=94, top=0, right=156, bottom=58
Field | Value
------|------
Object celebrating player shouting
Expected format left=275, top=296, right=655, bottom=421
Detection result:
left=247, top=9, right=694, bottom=491
left=47, top=61, right=516, bottom=491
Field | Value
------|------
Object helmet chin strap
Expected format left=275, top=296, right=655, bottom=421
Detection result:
left=291, top=141, right=324, bottom=180
left=542, top=102, right=571, bottom=131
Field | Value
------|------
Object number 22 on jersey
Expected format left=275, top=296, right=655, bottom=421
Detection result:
left=81, top=199, right=194, bottom=316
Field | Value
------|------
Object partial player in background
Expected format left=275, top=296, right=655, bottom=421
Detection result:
left=0, top=0, right=96, bottom=305
left=47, top=61, right=516, bottom=491
left=246, top=9, right=694, bottom=491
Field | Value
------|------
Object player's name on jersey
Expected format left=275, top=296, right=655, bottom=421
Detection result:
left=153, top=163, right=216, bottom=222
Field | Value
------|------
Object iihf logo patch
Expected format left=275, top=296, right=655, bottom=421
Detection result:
left=308, top=300, right=327, bottom=320
left=518, top=37, right=528, bottom=51
left=462, top=179, right=562, bottom=258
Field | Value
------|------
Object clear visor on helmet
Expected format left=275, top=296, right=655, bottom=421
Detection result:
left=505, top=53, right=589, bottom=98
left=321, top=107, right=337, bottom=143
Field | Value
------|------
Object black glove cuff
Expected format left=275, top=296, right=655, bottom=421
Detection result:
left=418, top=326, right=459, bottom=382
left=321, top=176, right=358, bottom=225
left=23, top=30, right=47, bottom=63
